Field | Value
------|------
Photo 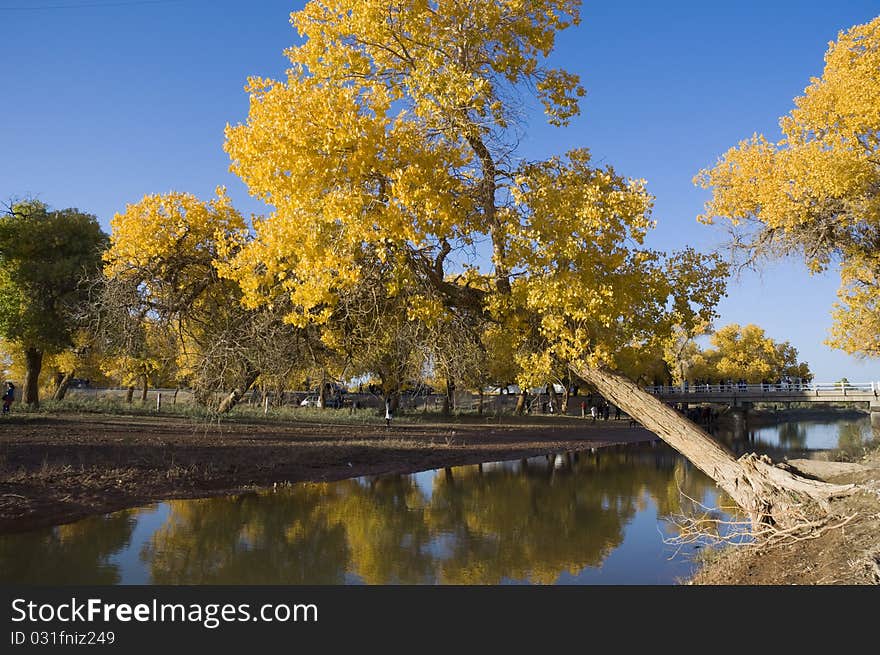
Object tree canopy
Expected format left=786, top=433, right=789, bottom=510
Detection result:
left=0, top=199, right=107, bottom=404
left=221, top=0, right=728, bottom=392
left=696, top=16, right=880, bottom=358
left=689, top=323, right=813, bottom=384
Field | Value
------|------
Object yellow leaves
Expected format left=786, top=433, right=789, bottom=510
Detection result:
left=405, top=296, right=444, bottom=325
left=697, top=16, right=880, bottom=358
left=105, top=189, right=246, bottom=282
left=691, top=323, right=812, bottom=384
left=827, top=252, right=880, bottom=357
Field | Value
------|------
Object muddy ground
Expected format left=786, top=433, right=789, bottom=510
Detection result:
left=2, top=410, right=878, bottom=585
left=0, top=412, right=650, bottom=535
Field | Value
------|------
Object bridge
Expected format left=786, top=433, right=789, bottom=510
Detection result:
left=644, top=381, right=880, bottom=423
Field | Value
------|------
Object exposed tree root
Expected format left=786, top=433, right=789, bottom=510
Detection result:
left=663, top=484, right=859, bottom=558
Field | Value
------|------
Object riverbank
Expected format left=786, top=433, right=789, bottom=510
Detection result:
left=3, top=409, right=878, bottom=585
left=687, top=443, right=880, bottom=585
left=0, top=412, right=651, bottom=535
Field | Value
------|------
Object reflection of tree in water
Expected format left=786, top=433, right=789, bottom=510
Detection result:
left=143, top=486, right=349, bottom=584
left=776, top=422, right=808, bottom=449
left=320, top=476, right=437, bottom=583
left=837, top=422, right=872, bottom=455
left=425, top=446, right=719, bottom=584
left=138, top=444, right=720, bottom=585
left=0, top=510, right=138, bottom=584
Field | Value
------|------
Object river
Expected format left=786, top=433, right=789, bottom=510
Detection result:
left=0, top=414, right=874, bottom=585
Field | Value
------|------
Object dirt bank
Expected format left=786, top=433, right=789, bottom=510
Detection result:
left=687, top=446, right=880, bottom=585
left=0, top=412, right=651, bottom=535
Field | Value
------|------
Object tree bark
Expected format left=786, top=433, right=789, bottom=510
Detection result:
left=126, top=386, right=135, bottom=403
left=218, top=370, right=260, bottom=414
left=23, top=348, right=42, bottom=407
left=477, top=388, right=484, bottom=415
left=52, top=370, right=74, bottom=401
left=561, top=385, right=570, bottom=413
left=514, top=389, right=527, bottom=415
left=572, top=364, right=854, bottom=528
left=140, top=374, right=148, bottom=403
left=318, top=379, right=327, bottom=409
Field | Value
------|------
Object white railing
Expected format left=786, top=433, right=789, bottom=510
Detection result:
left=644, top=381, right=880, bottom=396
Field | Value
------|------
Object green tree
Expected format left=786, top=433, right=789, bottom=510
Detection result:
left=0, top=200, right=107, bottom=406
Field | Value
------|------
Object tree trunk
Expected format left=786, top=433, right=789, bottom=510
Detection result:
left=515, top=389, right=527, bottom=415
left=140, top=374, right=148, bottom=403
left=477, top=389, right=484, bottom=415
left=444, top=379, right=456, bottom=414
left=126, top=386, right=135, bottom=404
left=23, top=348, right=42, bottom=407
left=52, top=370, right=74, bottom=401
left=318, top=380, right=327, bottom=409
left=218, top=370, right=260, bottom=414
left=561, top=385, right=570, bottom=413
left=572, top=364, right=853, bottom=528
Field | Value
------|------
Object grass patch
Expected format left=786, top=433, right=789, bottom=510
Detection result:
left=3, top=395, right=579, bottom=428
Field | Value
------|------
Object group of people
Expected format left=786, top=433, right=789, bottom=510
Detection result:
left=669, top=402, right=719, bottom=426
left=580, top=398, right=621, bottom=422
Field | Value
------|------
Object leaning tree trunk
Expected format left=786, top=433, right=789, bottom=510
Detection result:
left=218, top=370, right=260, bottom=414
left=573, top=364, right=854, bottom=528
left=52, top=370, right=74, bottom=401
left=22, top=347, right=43, bottom=407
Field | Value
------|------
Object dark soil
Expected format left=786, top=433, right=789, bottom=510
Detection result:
left=0, top=412, right=651, bottom=535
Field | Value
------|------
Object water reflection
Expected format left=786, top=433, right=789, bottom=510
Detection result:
left=0, top=444, right=724, bottom=585
left=714, top=414, right=876, bottom=457
left=1, top=416, right=873, bottom=585
left=0, top=511, right=138, bottom=584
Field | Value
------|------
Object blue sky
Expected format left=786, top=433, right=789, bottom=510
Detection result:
left=2, top=0, right=879, bottom=382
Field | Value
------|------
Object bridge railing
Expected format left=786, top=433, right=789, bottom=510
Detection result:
left=644, top=381, right=880, bottom=396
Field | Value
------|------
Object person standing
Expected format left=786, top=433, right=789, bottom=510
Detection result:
left=2, top=382, right=15, bottom=414
left=590, top=404, right=598, bottom=422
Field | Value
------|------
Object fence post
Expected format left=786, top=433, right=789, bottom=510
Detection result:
left=156, top=392, right=162, bottom=411
left=264, top=395, right=269, bottom=414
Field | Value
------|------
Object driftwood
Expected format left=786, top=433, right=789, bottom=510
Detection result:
left=573, top=364, right=855, bottom=529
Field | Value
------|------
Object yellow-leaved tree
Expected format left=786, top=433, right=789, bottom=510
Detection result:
left=696, top=16, right=880, bottom=358
left=102, top=190, right=269, bottom=411
left=693, top=324, right=813, bottom=385
left=221, top=0, right=851, bottom=527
